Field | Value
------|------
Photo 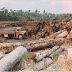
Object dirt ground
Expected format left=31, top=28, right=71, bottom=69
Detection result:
left=6, top=37, right=39, bottom=43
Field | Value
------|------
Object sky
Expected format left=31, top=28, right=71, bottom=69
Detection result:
left=0, top=0, right=72, bottom=14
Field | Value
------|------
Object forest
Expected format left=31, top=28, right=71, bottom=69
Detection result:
left=0, top=7, right=72, bottom=21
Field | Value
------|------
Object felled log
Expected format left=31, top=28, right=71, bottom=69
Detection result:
left=69, top=30, right=72, bottom=38
left=64, top=38, right=70, bottom=43
left=34, top=58, right=53, bottom=71
left=0, top=52, right=6, bottom=59
left=41, top=32, right=45, bottom=37
left=36, top=35, right=41, bottom=39
left=28, top=49, right=50, bottom=59
left=45, top=33, right=48, bottom=37
left=49, top=34, right=55, bottom=39
left=1, top=38, right=64, bottom=54
left=35, top=49, right=50, bottom=57
left=34, top=46, right=60, bottom=62
left=0, top=43, right=2, bottom=50
left=53, top=30, right=63, bottom=36
left=56, top=31, right=68, bottom=38
left=55, top=23, right=59, bottom=27
left=47, top=30, right=65, bottom=40
left=27, top=38, right=64, bottom=51
left=48, top=64, right=58, bottom=69
left=1, top=42, right=26, bottom=48
left=49, top=47, right=65, bottom=59
left=1, top=42, right=26, bottom=54
left=0, top=46, right=27, bottom=71
left=0, top=38, right=7, bottom=43
left=32, top=35, right=36, bottom=38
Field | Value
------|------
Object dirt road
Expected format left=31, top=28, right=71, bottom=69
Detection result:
left=6, top=37, right=39, bottom=43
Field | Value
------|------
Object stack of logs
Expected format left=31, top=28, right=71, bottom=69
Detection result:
left=28, top=19, right=72, bottom=39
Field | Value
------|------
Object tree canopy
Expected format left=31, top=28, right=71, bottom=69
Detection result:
left=0, top=7, right=72, bottom=21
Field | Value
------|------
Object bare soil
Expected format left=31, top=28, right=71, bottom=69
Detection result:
left=6, top=37, right=39, bottom=43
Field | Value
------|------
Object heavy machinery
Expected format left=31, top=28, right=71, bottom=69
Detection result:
left=0, top=27, right=27, bottom=39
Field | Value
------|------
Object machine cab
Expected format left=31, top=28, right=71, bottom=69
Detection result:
left=15, top=27, right=27, bottom=39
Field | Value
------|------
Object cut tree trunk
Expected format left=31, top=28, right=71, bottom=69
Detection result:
left=56, top=30, right=68, bottom=38
left=34, top=46, right=60, bottom=62
left=32, top=35, right=36, bottom=38
left=48, top=64, right=58, bottom=69
left=1, top=38, right=64, bottom=54
left=0, top=46, right=27, bottom=71
left=34, top=58, right=53, bottom=71
left=27, top=49, right=50, bottom=59
left=1, top=42, right=26, bottom=54
left=0, top=38, right=7, bottom=43
left=0, top=52, right=6, bottom=59
left=47, top=30, right=65, bottom=39
left=49, top=47, right=65, bottom=59
left=27, top=38, right=64, bottom=51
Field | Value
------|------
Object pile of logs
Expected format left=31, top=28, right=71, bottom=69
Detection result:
left=28, top=19, right=72, bottom=39
left=0, top=38, right=65, bottom=71
left=0, top=19, right=72, bottom=39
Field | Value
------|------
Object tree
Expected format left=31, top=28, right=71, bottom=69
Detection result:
left=43, top=9, right=47, bottom=14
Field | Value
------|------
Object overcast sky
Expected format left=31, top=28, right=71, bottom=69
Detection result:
left=0, top=0, right=72, bottom=14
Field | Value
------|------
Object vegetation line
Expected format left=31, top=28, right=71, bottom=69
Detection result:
left=0, top=7, right=72, bottom=21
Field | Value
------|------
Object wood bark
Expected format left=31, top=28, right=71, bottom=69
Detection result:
left=27, top=38, right=64, bottom=51
left=32, top=35, right=36, bottom=38
left=49, top=47, right=65, bottom=59
left=1, top=38, right=64, bottom=54
left=56, top=31, right=68, bottom=38
left=0, top=38, right=7, bottom=43
left=27, top=49, right=50, bottom=59
left=1, top=42, right=26, bottom=54
left=48, top=64, right=58, bottom=69
left=46, top=30, right=64, bottom=40
left=34, top=46, right=60, bottom=62
left=0, top=52, right=6, bottom=59
left=34, top=58, right=53, bottom=71
left=0, top=46, right=27, bottom=71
